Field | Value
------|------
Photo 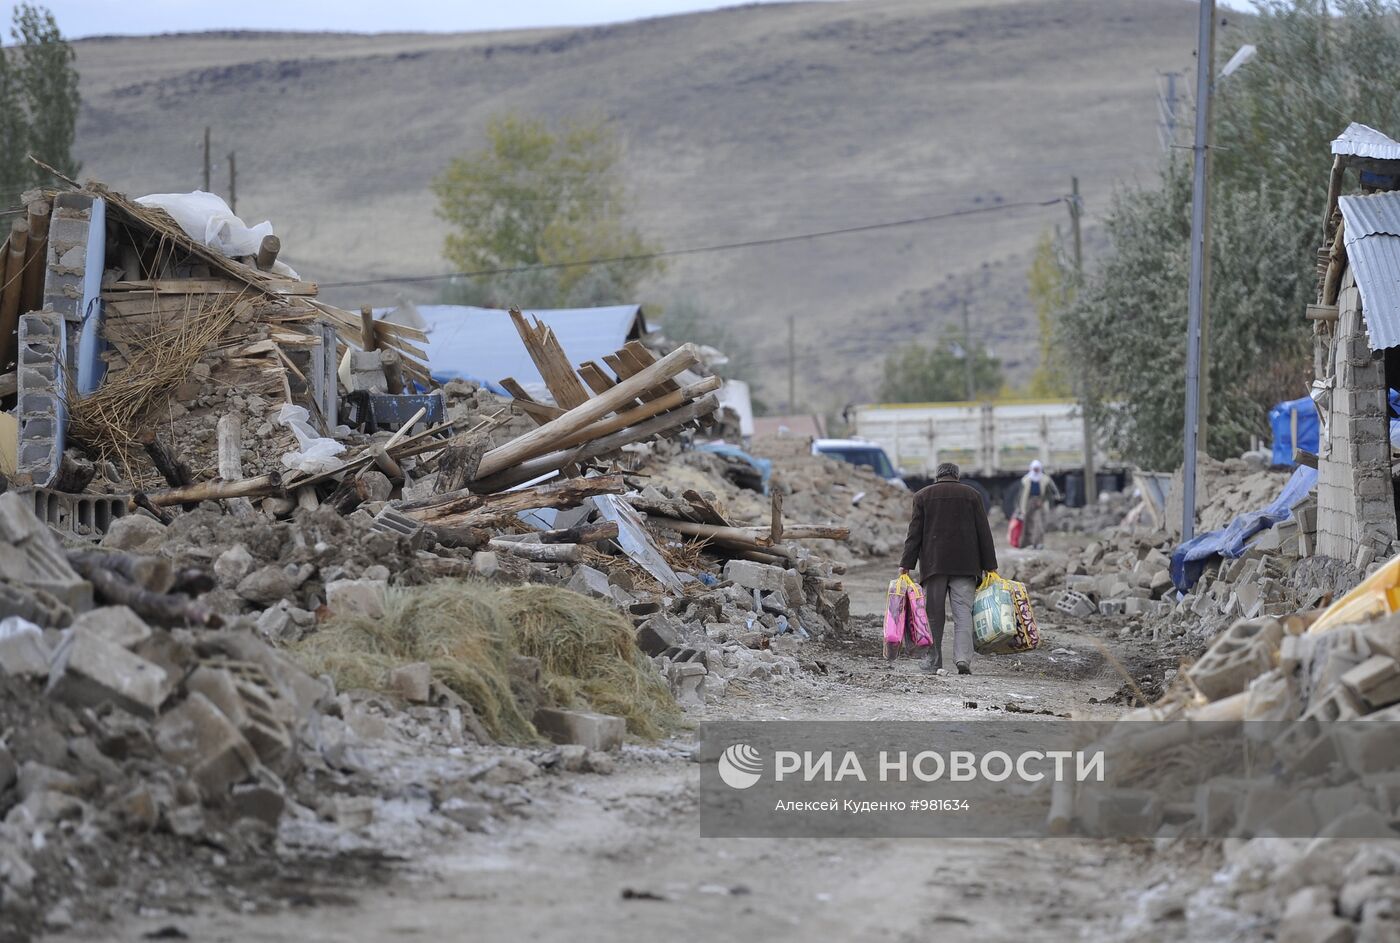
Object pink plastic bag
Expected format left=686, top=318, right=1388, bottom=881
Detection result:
left=884, top=574, right=932, bottom=654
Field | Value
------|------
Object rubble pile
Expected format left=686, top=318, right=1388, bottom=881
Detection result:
left=1078, top=596, right=1400, bottom=940
left=0, top=178, right=870, bottom=937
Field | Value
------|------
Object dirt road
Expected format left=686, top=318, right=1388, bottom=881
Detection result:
left=56, top=549, right=1198, bottom=943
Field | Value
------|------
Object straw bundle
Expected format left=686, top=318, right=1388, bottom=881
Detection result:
left=66, top=289, right=251, bottom=473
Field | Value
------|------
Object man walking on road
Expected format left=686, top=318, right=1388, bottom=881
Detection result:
left=899, top=462, right=998, bottom=675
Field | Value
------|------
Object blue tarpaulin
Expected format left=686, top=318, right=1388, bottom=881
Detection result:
left=1269, top=396, right=1319, bottom=466
left=1170, top=465, right=1318, bottom=593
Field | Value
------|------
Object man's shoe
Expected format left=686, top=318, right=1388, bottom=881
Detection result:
left=956, top=662, right=972, bottom=675
left=920, top=654, right=940, bottom=673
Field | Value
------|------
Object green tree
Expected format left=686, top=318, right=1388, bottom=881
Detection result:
left=432, top=113, right=661, bottom=309
left=1026, top=228, right=1073, bottom=398
left=0, top=4, right=80, bottom=202
left=1062, top=0, right=1397, bottom=468
left=877, top=333, right=1003, bottom=403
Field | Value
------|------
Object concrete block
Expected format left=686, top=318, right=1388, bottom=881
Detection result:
left=567, top=564, right=612, bottom=599
left=46, top=626, right=170, bottom=718
left=155, top=692, right=258, bottom=803
left=70, top=606, right=150, bottom=650
left=0, top=620, right=52, bottom=678
left=1077, top=787, right=1160, bottom=836
left=370, top=506, right=425, bottom=548
left=1098, top=599, right=1127, bottom=617
left=185, top=666, right=250, bottom=729
left=0, top=492, right=92, bottom=612
left=389, top=662, right=432, bottom=703
left=325, top=578, right=388, bottom=619
left=1186, top=618, right=1283, bottom=701
left=723, top=560, right=787, bottom=594
left=1056, top=589, right=1095, bottom=618
left=636, top=614, right=682, bottom=656
left=1342, top=655, right=1400, bottom=708
left=532, top=707, right=625, bottom=751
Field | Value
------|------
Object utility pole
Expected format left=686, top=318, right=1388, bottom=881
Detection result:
left=227, top=152, right=237, bottom=214
left=1068, top=176, right=1096, bottom=506
left=1182, top=0, right=1216, bottom=544
left=787, top=314, right=796, bottom=414
left=202, top=126, right=211, bottom=192
left=960, top=297, right=974, bottom=401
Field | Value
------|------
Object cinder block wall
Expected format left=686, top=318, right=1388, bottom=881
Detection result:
left=1317, top=270, right=1398, bottom=565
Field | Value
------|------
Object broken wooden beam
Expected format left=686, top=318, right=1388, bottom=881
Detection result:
left=486, top=538, right=584, bottom=563
left=255, top=234, right=281, bottom=272
left=401, top=472, right=625, bottom=528
left=140, top=471, right=285, bottom=508
left=474, top=343, right=702, bottom=480
left=139, top=429, right=194, bottom=490
left=470, top=393, right=719, bottom=493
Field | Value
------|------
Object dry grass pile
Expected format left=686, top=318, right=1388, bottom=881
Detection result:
left=67, top=287, right=251, bottom=473
left=293, top=581, right=534, bottom=741
left=496, top=585, right=679, bottom=738
left=292, top=580, right=677, bottom=742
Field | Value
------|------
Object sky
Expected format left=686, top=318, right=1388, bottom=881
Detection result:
left=1, top=0, right=841, bottom=38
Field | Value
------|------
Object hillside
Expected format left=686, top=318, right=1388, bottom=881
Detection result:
left=70, top=0, right=1199, bottom=409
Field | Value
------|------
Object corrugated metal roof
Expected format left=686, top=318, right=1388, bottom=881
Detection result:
left=1340, top=191, right=1400, bottom=238
left=1339, top=193, right=1400, bottom=349
left=384, top=304, right=645, bottom=396
left=1332, top=122, right=1400, bottom=162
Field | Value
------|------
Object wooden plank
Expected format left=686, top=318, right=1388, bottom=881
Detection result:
left=498, top=377, right=565, bottom=424
left=577, top=361, right=618, bottom=396
left=1306, top=304, right=1339, bottom=322
left=603, top=351, right=659, bottom=403
left=508, top=309, right=591, bottom=410
left=107, top=277, right=317, bottom=296
left=474, top=345, right=702, bottom=481
left=373, top=320, right=428, bottom=343
left=624, top=340, right=681, bottom=393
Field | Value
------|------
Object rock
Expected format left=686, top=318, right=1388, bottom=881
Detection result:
left=236, top=564, right=307, bottom=605
left=0, top=746, right=14, bottom=792
left=255, top=603, right=295, bottom=640
left=390, top=662, right=433, bottom=703
left=113, top=785, right=161, bottom=831
left=582, top=750, right=616, bottom=775
left=229, top=782, right=286, bottom=827
left=479, top=754, right=541, bottom=785
left=46, top=626, right=171, bottom=718
left=16, top=762, right=80, bottom=801
left=70, top=606, right=151, bottom=650
left=567, top=564, right=612, bottom=599
left=439, top=797, right=492, bottom=829
left=667, top=661, right=706, bottom=708
left=768, top=634, right=802, bottom=656
left=0, top=620, right=52, bottom=678
left=553, top=744, right=589, bottom=772
left=1281, top=886, right=1353, bottom=943
left=532, top=707, right=626, bottom=752
left=166, top=803, right=204, bottom=837
left=214, top=545, right=255, bottom=588
left=471, top=551, right=499, bottom=579
left=325, top=578, right=388, bottom=618
left=99, top=515, right=166, bottom=554
left=155, top=692, right=259, bottom=803
left=363, top=564, right=391, bottom=582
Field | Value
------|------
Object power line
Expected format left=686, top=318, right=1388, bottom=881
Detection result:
left=322, top=196, right=1064, bottom=289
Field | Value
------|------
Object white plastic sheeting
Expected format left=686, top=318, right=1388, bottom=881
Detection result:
left=276, top=404, right=346, bottom=474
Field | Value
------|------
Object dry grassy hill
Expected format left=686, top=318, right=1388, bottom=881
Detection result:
left=70, top=0, right=1199, bottom=409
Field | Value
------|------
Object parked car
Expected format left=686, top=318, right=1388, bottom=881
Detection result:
left=810, top=438, right=907, bottom=488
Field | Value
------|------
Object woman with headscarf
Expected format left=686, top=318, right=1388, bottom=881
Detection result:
left=1016, top=460, right=1060, bottom=549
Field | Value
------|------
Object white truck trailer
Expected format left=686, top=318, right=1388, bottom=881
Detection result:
left=852, top=399, right=1122, bottom=511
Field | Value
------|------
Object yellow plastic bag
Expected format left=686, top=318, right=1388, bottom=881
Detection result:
left=973, top=571, right=1019, bottom=654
